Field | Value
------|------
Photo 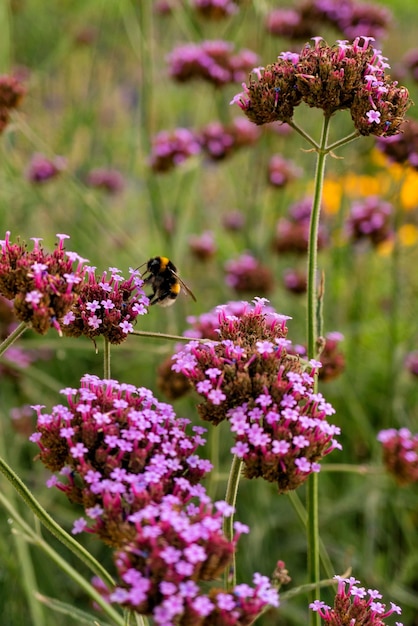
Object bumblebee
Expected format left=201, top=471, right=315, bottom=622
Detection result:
left=139, top=256, right=196, bottom=307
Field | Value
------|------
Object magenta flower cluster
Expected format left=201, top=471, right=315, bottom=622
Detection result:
left=167, top=40, right=258, bottom=87
left=30, top=374, right=279, bottom=621
left=310, top=575, right=403, bottom=625
left=266, top=0, right=392, bottom=42
left=377, top=428, right=418, bottom=486
left=25, top=152, right=67, bottom=184
left=346, top=196, right=393, bottom=246
left=268, top=154, right=302, bottom=188
left=0, top=73, right=26, bottom=133
left=192, top=0, right=239, bottom=20
left=231, top=37, right=411, bottom=137
left=273, top=196, right=329, bottom=254
left=86, top=167, right=125, bottom=194
left=184, top=299, right=284, bottom=341
left=61, top=266, right=149, bottom=345
left=149, top=118, right=261, bottom=172
left=224, top=253, right=274, bottom=295
left=0, top=232, right=87, bottom=335
left=173, top=298, right=341, bottom=492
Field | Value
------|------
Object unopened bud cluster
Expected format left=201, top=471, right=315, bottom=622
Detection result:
left=0, top=232, right=87, bottom=335
left=377, top=428, right=418, bottom=486
left=231, top=37, right=411, bottom=137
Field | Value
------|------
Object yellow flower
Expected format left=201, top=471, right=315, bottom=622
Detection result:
left=322, top=178, right=343, bottom=214
left=398, top=224, right=418, bottom=246
left=400, top=169, right=418, bottom=210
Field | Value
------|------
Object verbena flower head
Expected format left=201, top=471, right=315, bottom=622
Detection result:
left=224, top=253, right=274, bottom=294
left=168, top=40, right=259, bottom=87
left=268, top=154, right=302, bottom=187
left=231, top=37, right=411, bottom=136
left=377, top=119, right=418, bottom=169
left=266, top=0, right=392, bottom=43
left=0, top=73, right=26, bottom=133
left=0, top=232, right=87, bottom=335
left=86, top=167, right=125, bottom=194
left=26, top=153, right=67, bottom=184
left=346, top=196, right=393, bottom=246
left=173, top=298, right=341, bottom=492
left=113, top=510, right=278, bottom=623
left=273, top=197, right=329, bottom=254
left=405, top=351, right=418, bottom=377
left=292, top=332, right=345, bottom=381
left=111, top=495, right=239, bottom=612
left=310, top=575, right=403, bottom=625
left=188, top=231, right=217, bottom=260
left=61, top=266, right=149, bottom=345
left=198, top=118, right=260, bottom=161
left=149, top=128, right=201, bottom=173
left=30, top=375, right=212, bottom=546
left=192, top=0, right=239, bottom=20
left=377, top=428, right=418, bottom=486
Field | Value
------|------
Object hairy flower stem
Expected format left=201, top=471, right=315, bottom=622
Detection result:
left=104, top=336, right=111, bottom=379
left=306, top=114, right=331, bottom=626
left=223, top=454, right=243, bottom=590
left=0, top=320, right=27, bottom=357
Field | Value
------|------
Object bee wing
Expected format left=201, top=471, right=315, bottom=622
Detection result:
left=175, top=273, right=197, bottom=302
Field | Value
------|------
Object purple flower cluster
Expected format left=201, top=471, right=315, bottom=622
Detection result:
left=0, top=73, right=26, bottom=133
left=149, top=128, right=201, bottom=172
left=173, top=298, right=341, bottom=492
left=283, top=268, right=307, bottom=294
left=149, top=118, right=261, bottom=172
left=268, top=154, right=302, bottom=188
left=61, top=266, right=149, bottom=345
left=405, top=351, right=418, bottom=377
left=273, top=197, right=329, bottom=255
left=192, top=0, right=239, bottom=20
left=291, top=332, right=345, bottom=382
left=231, top=37, right=411, bottom=137
left=0, top=232, right=87, bottom=335
left=31, top=374, right=279, bottom=621
left=266, top=0, right=392, bottom=42
left=225, top=253, right=275, bottom=295
left=377, top=428, right=418, bottom=486
left=25, top=153, right=67, bottom=184
left=346, top=195, right=393, bottom=246
left=184, top=300, right=284, bottom=341
left=31, top=375, right=211, bottom=544
left=86, top=167, right=125, bottom=194
left=199, top=117, right=261, bottom=160
left=310, top=575, right=403, bottom=625
left=167, top=40, right=259, bottom=87
left=377, top=118, right=418, bottom=170
left=188, top=231, right=217, bottom=260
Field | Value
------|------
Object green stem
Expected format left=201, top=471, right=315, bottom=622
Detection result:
left=0, top=321, right=28, bottom=357
left=223, top=454, right=243, bottom=590
left=325, top=130, right=360, bottom=153
left=104, top=336, right=111, bottom=379
left=0, top=456, right=115, bottom=589
left=307, top=115, right=331, bottom=358
left=306, top=114, right=331, bottom=626
left=131, top=330, right=209, bottom=343
left=288, top=120, right=320, bottom=150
